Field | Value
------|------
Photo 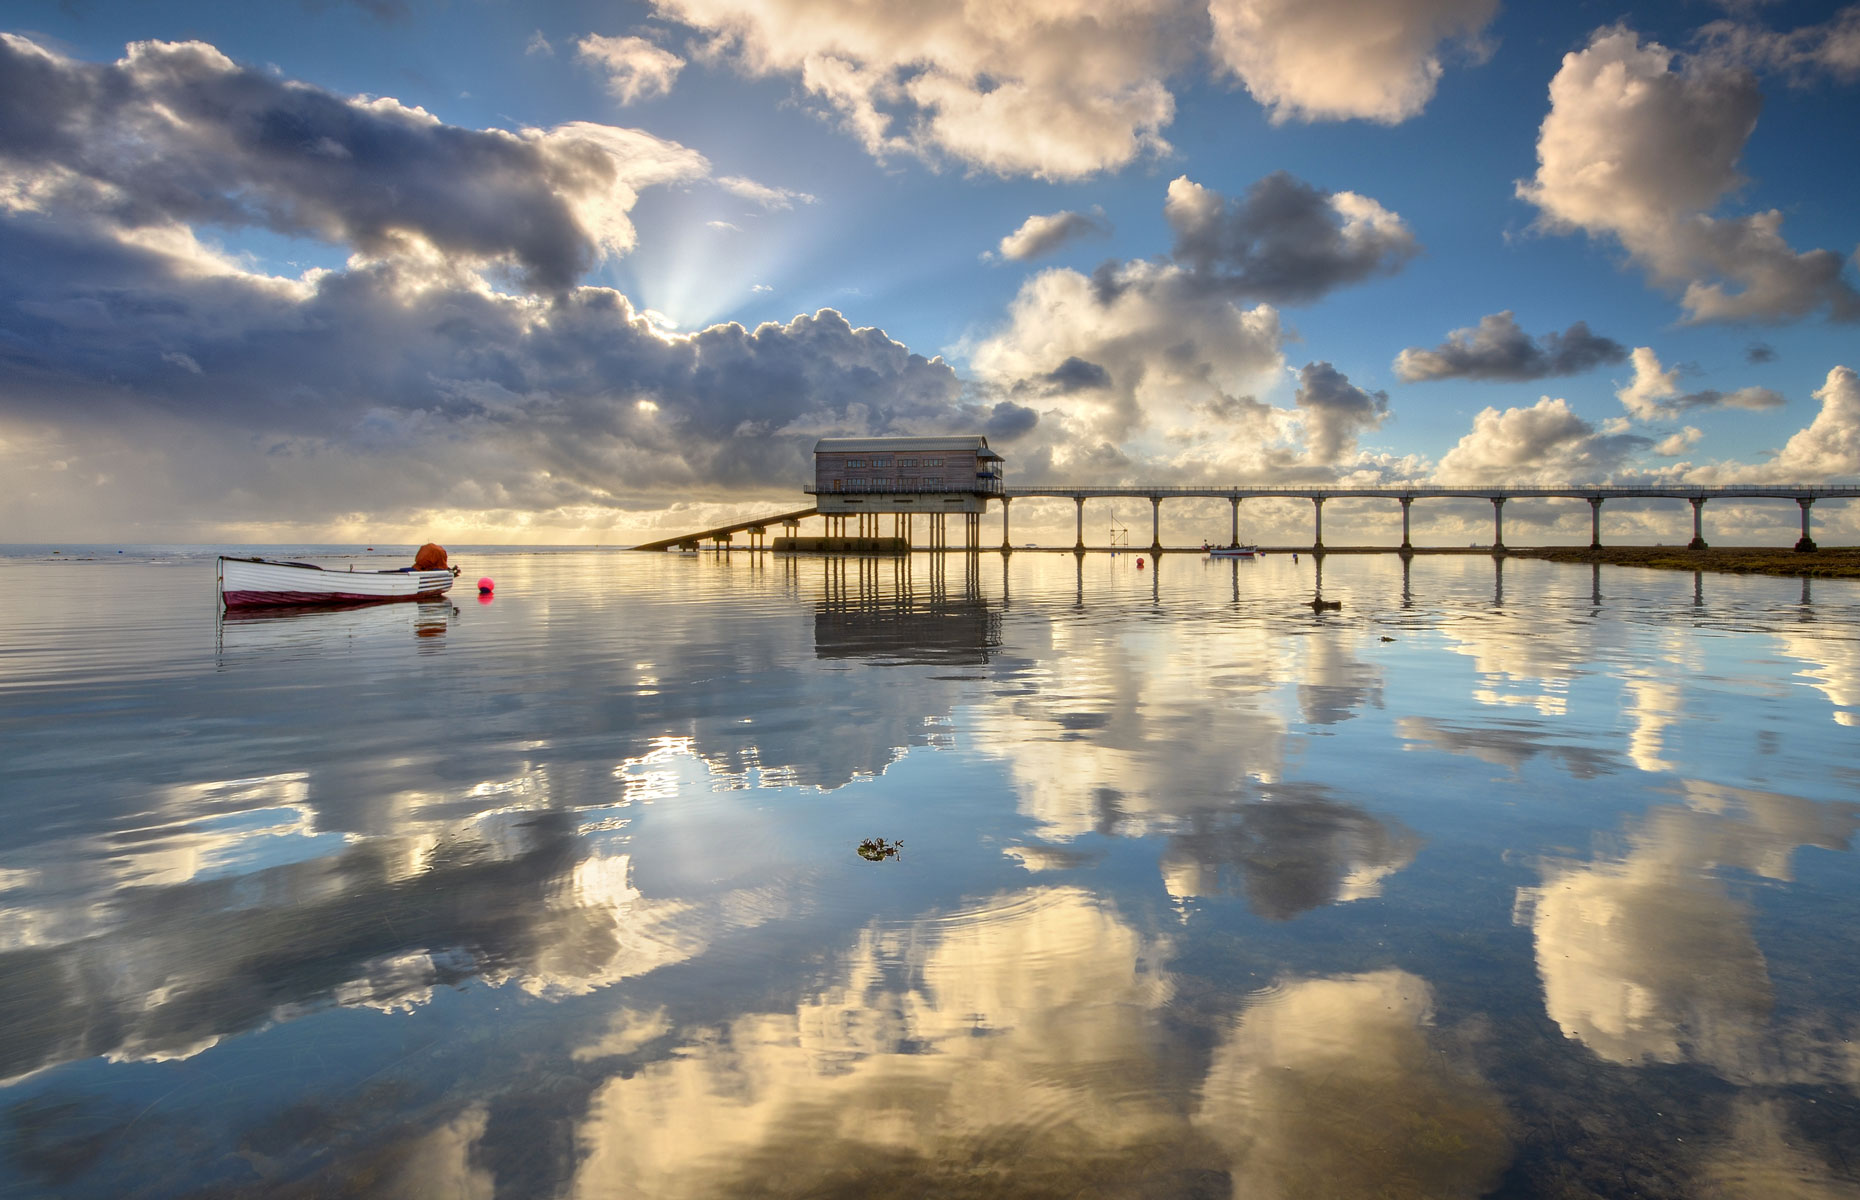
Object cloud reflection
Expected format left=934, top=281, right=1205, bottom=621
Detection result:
left=1196, top=970, right=1513, bottom=1200
left=568, top=888, right=1511, bottom=1199
left=1515, top=780, right=1859, bottom=1080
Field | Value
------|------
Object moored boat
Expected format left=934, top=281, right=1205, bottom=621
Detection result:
left=218, top=556, right=455, bottom=608
left=1207, top=545, right=1260, bottom=559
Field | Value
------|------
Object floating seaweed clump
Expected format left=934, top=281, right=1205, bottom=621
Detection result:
left=857, top=837, right=903, bottom=861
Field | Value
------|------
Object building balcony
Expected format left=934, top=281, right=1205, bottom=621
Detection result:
left=809, top=478, right=1004, bottom=496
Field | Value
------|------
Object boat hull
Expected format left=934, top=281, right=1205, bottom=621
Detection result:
left=1208, top=547, right=1259, bottom=559
left=219, top=557, right=455, bottom=608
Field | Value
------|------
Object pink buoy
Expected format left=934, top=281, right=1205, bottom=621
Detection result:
left=477, top=577, right=494, bottom=594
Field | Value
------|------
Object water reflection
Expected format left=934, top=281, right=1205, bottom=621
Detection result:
left=569, top=887, right=1193, bottom=1198
left=3, top=551, right=1860, bottom=1197
left=1159, top=785, right=1420, bottom=916
left=1515, top=779, right=1859, bottom=1080
left=1196, top=970, right=1512, bottom=1199
left=814, top=558, right=1001, bottom=667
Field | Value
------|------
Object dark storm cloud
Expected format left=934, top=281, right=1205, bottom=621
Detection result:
left=1295, top=361, right=1388, bottom=463
left=983, top=400, right=1039, bottom=439
left=1042, top=356, right=1113, bottom=393
left=1161, top=171, right=1419, bottom=304
left=1392, top=310, right=1629, bottom=382
left=0, top=217, right=963, bottom=521
left=0, top=34, right=704, bottom=292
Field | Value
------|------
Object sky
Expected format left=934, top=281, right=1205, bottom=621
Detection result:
left=1, top=0, right=1858, bottom=546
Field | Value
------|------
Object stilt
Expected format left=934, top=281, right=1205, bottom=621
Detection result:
left=1796, top=498, right=1817, bottom=552
left=1588, top=497, right=1603, bottom=550
left=1688, top=497, right=1708, bottom=550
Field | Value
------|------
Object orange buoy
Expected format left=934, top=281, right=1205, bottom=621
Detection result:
left=1136, top=557, right=1145, bottom=569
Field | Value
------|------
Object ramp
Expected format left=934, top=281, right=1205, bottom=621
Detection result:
left=632, top=507, right=819, bottom=552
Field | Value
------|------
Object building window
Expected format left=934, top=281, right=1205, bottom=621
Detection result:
left=846, top=459, right=866, bottom=468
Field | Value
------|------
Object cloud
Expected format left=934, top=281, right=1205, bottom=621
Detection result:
left=968, top=257, right=1285, bottom=467
left=575, top=34, right=685, bottom=104
left=1764, top=365, right=1860, bottom=480
left=1295, top=362, right=1388, bottom=463
left=1039, top=356, right=1113, bottom=394
left=1436, top=396, right=1652, bottom=484
left=1746, top=341, right=1776, bottom=363
left=982, top=399, right=1039, bottom=440
left=650, top=0, right=1185, bottom=180
left=716, top=174, right=816, bottom=209
left=0, top=218, right=966, bottom=532
left=1697, top=5, right=1860, bottom=84
left=1164, top=173, right=1419, bottom=304
left=525, top=30, right=554, bottom=57
left=1615, top=347, right=1785, bottom=420
left=1209, top=0, right=1498, bottom=124
left=1517, top=26, right=1860, bottom=324
left=1654, top=426, right=1704, bottom=455
left=1394, top=311, right=1627, bottom=382
left=996, top=208, right=1111, bottom=261
left=0, top=35, right=708, bottom=293
left=966, top=174, right=1417, bottom=481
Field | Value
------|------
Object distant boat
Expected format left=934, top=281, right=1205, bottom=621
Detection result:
left=1207, top=545, right=1259, bottom=559
left=218, top=556, right=455, bottom=609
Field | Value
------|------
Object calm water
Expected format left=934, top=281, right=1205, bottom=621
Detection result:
left=2, top=546, right=1858, bottom=1199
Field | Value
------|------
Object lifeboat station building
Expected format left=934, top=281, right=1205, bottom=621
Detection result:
left=805, top=436, right=1004, bottom=549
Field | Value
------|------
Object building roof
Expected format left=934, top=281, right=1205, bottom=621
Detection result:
left=814, top=436, right=992, bottom=454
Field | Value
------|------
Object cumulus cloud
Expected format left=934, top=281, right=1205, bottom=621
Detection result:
left=1517, top=26, right=1860, bottom=323
left=1295, top=362, right=1388, bottom=463
left=576, top=34, right=686, bottom=104
left=649, top=0, right=1187, bottom=179
left=1765, top=365, right=1860, bottom=480
left=1436, top=396, right=1651, bottom=484
left=996, top=208, right=1111, bottom=261
left=0, top=35, right=707, bottom=293
left=966, top=174, right=1417, bottom=480
left=1654, top=426, right=1704, bottom=456
left=1394, top=311, right=1627, bottom=382
left=1164, top=173, right=1419, bottom=304
left=1209, top=0, right=1498, bottom=124
left=717, top=174, right=816, bottom=209
left=968, top=257, right=1285, bottom=469
left=1615, top=347, right=1785, bottom=420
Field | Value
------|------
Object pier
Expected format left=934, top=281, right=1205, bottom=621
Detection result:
left=634, top=435, right=1856, bottom=554
left=641, top=485, right=1858, bottom=554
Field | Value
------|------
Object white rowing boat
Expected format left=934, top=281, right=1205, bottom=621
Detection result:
left=218, top=556, right=455, bottom=609
left=1207, top=545, right=1259, bottom=559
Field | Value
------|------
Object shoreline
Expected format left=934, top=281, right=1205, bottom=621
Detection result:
left=1504, top=545, right=1860, bottom=578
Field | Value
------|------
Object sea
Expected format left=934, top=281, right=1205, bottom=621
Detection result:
left=1, top=544, right=1857, bottom=1199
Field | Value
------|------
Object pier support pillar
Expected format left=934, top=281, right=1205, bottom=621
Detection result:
left=1000, top=497, right=1012, bottom=552
left=1150, top=496, right=1162, bottom=553
left=1588, top=497, right=1603, bottom=549
left=1075, top=497, right=1086, bottom=551
left=1796, top=497, right=1818, bottom=552
left=1491, top=497, right=1506, bottom=552
left=1688, top=497, right=1709, bottom=550
left=1311, top=497, right=1325, bottom=550
left=1230, top=497, right=1241, bottom=547
left=1399, top=497, right=1412, bottom=551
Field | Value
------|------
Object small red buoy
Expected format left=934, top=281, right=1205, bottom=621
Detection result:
left=1136, top=557, right=1145, bottom=569
left=477, top=577, right=494, bottom=594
